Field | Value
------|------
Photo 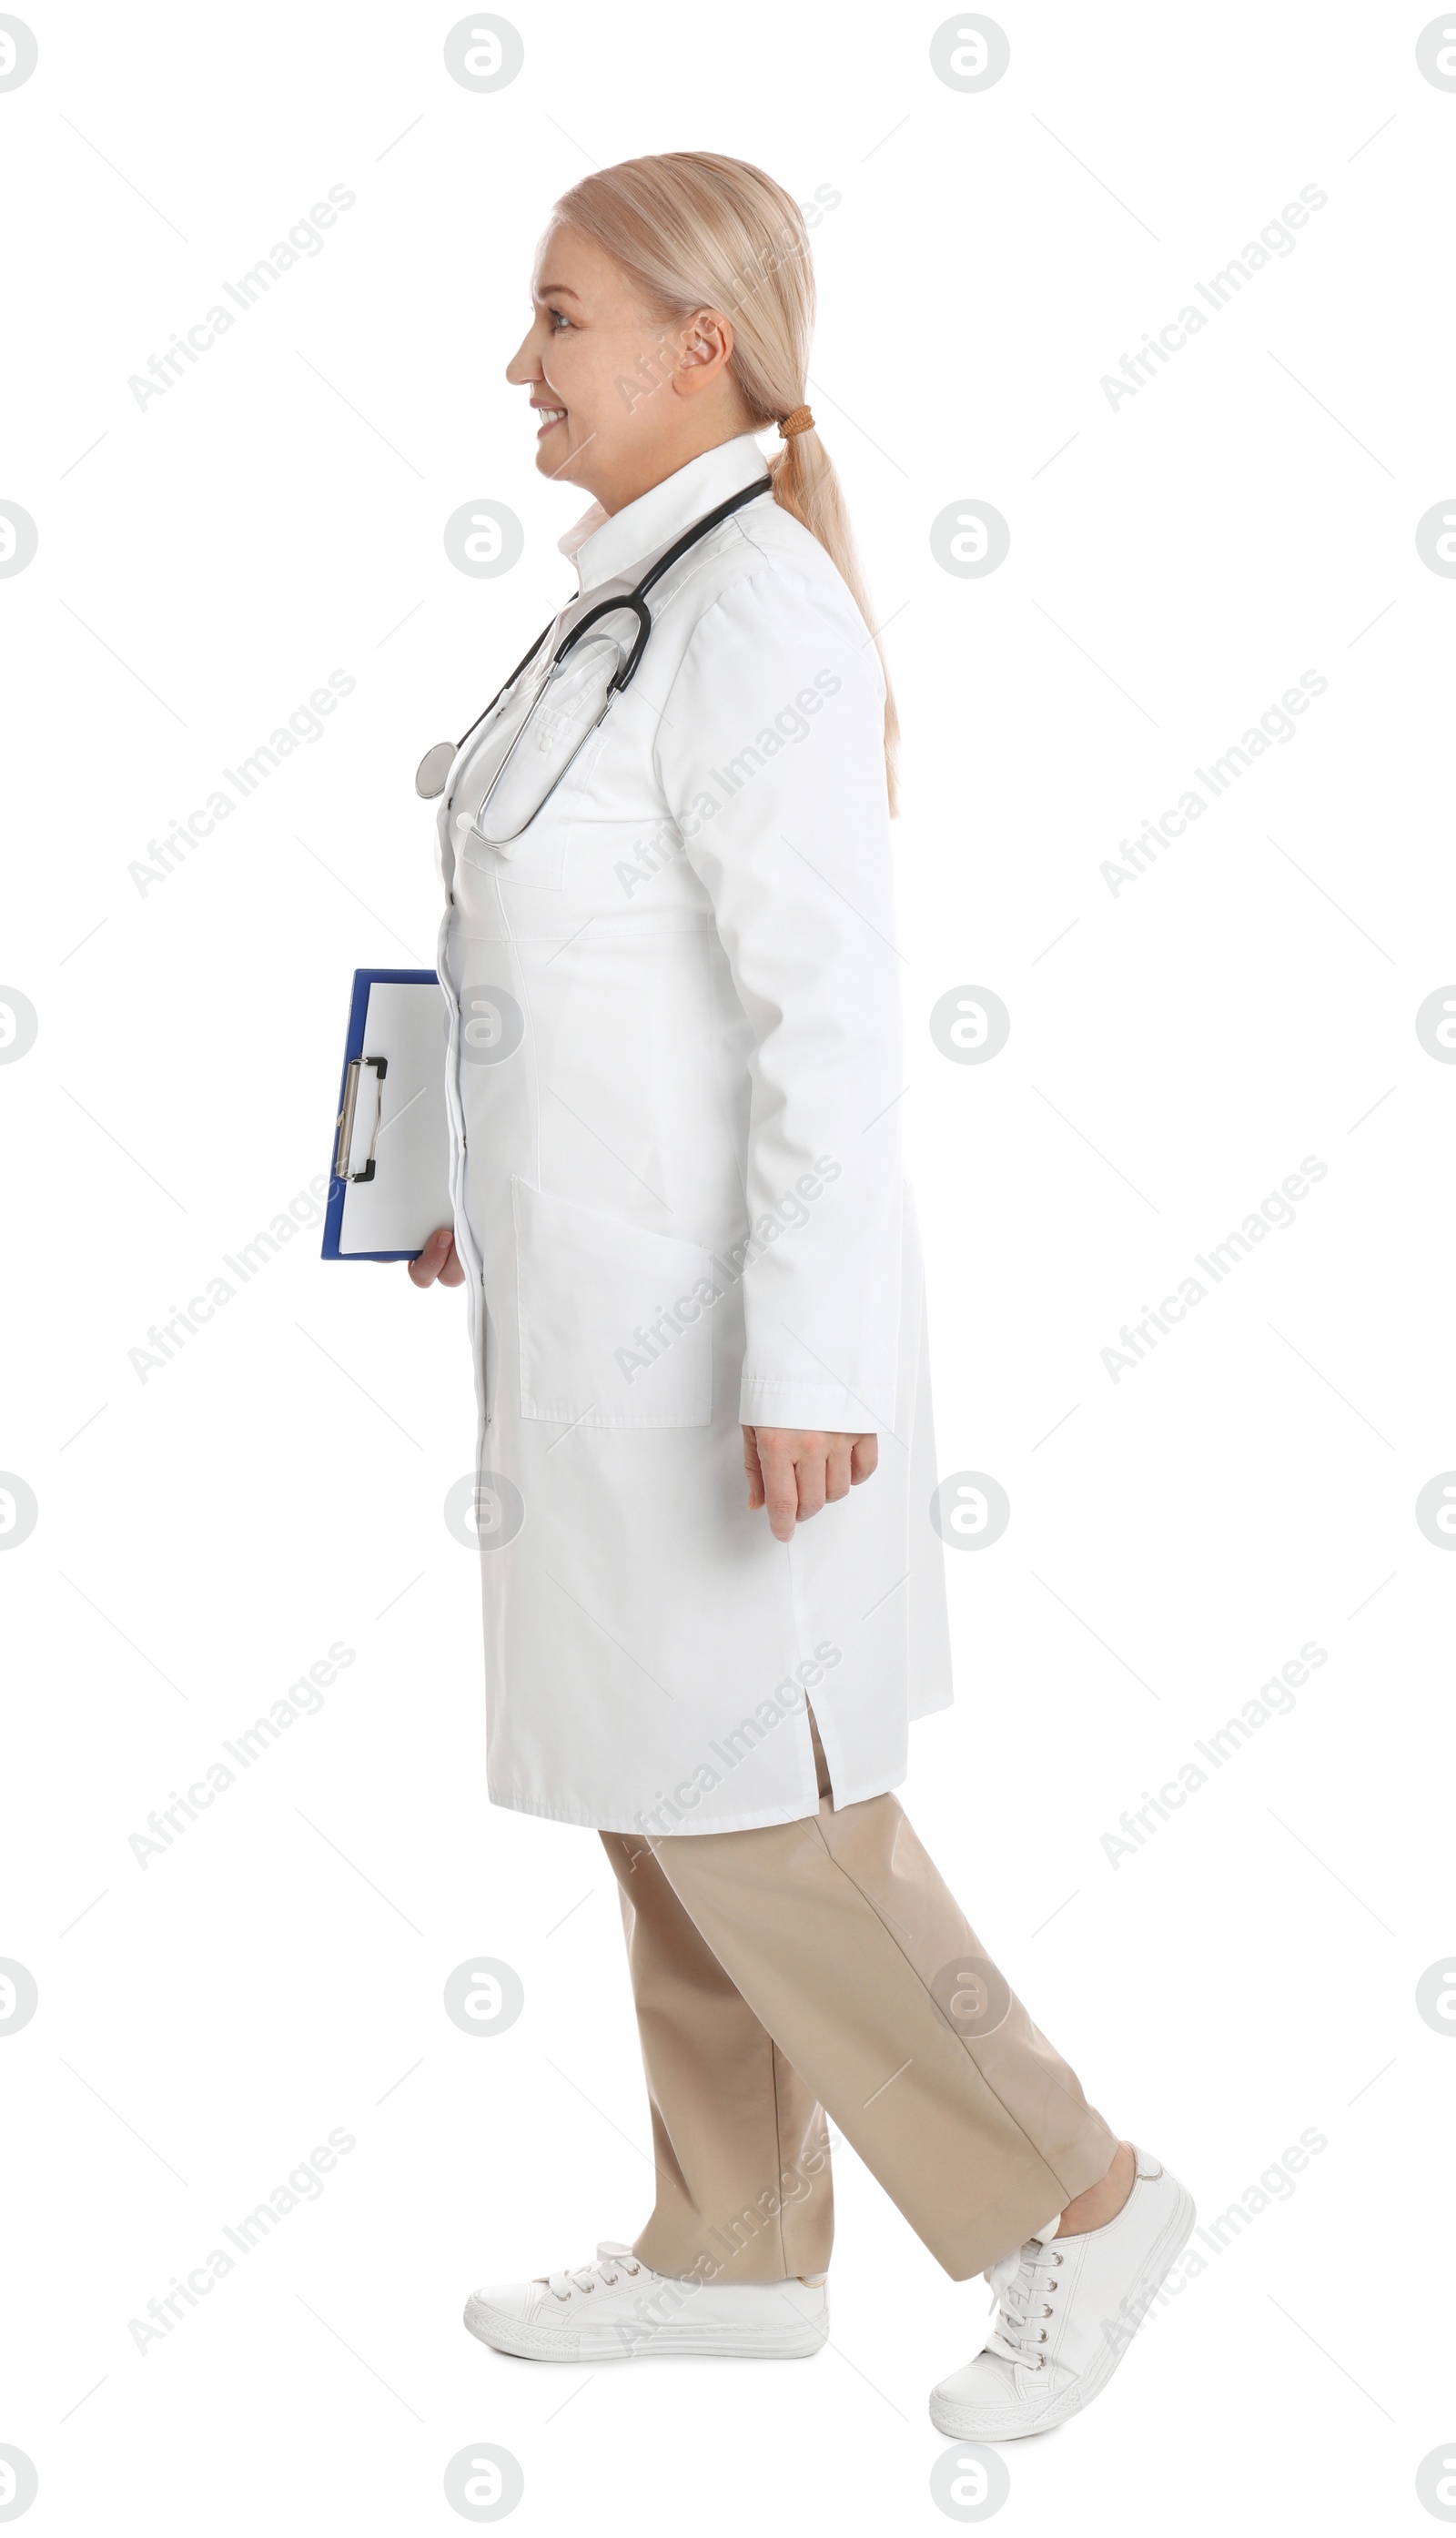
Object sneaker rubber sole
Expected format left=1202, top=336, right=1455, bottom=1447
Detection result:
left=463, top=2290, right=829, bottom=2363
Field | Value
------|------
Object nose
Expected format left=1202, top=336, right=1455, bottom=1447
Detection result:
left=505, top=324, right=542, bottom=387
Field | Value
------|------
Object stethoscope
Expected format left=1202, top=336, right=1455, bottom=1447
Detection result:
left=414, top=474, right=773, bottom=840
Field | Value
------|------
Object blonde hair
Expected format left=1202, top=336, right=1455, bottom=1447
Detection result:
left=551, top=151, right=901, bottom=816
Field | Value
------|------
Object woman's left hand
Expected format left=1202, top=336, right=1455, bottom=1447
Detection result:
left=743, top=1427, right=878, bottom=1544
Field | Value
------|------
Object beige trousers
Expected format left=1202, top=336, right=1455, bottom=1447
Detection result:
left=600, top=1714, right=1118, bottom=2286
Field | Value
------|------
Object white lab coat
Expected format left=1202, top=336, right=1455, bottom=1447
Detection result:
left=433, top=430, right=952, bottom=1833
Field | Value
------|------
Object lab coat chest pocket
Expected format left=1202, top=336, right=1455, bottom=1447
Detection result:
left=460, top=820, right=568, bottom=893
left=512, top=1179, right=715, bottom=1428
left=459, top=719, right=615, bottom=894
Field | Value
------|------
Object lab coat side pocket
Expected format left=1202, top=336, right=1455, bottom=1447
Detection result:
left=511, top=1179, right=715, bottom=1429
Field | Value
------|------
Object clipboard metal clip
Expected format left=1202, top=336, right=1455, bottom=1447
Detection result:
left=333, top=1055, right=389, bottom=1184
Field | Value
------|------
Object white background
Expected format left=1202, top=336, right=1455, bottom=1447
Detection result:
left=3, top=2, right=1454, bottom=2530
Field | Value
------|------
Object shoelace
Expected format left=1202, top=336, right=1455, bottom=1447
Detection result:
left=541, top=2254, right=642, bottom=2303
left=982, top=2239, right=1065, bottom=2369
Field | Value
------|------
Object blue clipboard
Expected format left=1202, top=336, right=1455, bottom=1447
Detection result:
left=321, top=968, right=454, bottom=1261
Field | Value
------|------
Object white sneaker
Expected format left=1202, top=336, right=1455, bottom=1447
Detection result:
left=464, top=2240, right=829, bottom=2362
left=929, top=2148, right=1195, bottom=2441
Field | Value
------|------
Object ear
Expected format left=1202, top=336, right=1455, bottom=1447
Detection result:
left=672, top=308, right=735, bottom=399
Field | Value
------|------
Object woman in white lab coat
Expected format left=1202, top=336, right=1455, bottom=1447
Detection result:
left=410, top=152, right=1191, bottom=2442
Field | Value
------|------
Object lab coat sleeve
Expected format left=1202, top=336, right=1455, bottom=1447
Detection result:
left=653, top=561, right=904, bottom=1435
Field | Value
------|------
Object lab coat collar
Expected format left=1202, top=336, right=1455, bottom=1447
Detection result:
left=559, top=431, right=773, bottom=594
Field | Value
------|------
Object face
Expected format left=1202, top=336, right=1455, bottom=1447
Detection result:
left=505, top=219, right=752, bottom=514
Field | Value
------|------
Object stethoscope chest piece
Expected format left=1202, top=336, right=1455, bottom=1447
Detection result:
left=415, top=741, right=457, bottom=800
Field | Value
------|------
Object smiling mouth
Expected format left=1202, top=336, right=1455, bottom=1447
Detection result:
left=533, top=405, right=566, bottom=433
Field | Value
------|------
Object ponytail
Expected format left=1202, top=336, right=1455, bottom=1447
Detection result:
left=768, top=419, right=900, bottom=814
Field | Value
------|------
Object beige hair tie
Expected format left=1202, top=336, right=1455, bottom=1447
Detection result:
left=778, top=405, right=814, bottom=438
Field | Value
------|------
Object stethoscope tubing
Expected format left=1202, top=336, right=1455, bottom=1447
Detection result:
left=434, top=474, right=774, bottom=822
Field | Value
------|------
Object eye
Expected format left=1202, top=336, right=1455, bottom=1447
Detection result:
left=547, top=305, right=572, bottom=332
